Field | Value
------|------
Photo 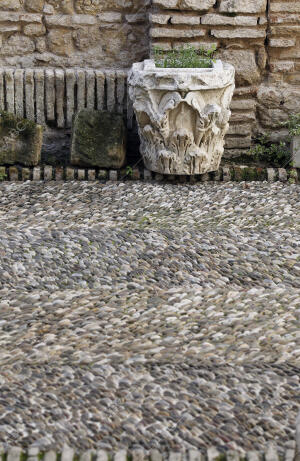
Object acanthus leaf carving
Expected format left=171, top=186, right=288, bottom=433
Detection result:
left=128, top=60, right=235, bottom=175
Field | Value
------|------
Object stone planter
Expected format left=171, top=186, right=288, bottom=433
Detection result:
left=291, top=135, right=300, bottom=168
left=128, top=59, right=235, bottom=175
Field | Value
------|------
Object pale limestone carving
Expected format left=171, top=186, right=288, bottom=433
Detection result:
left=128, top=59, right=235, bottom=175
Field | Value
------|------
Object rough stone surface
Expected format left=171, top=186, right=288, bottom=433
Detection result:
left=128, top=60, right=235, bottom=175
left=0, top=112, right=43, bottom=166
left=0, top=0, right=150, bottom=68
left=70, top=109, right=126, bottom=168
left=292, top=136, right=300, bottom=168
left=0, top=180, right=299, bottom=453
left=0, top=0, right=299, bottom=161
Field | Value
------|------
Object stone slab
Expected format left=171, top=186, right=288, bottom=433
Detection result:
left=71, top=109, right=126, bottom=168
left=0, top=112, right=43, bottom=166
left=291, top=135, right=300, bottom=168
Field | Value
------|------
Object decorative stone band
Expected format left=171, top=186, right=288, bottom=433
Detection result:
left=0, top=165, right=297, bottom=183
left=0, top=443, right=297, bottom=461
left=0, top=68, right=133, bottom=129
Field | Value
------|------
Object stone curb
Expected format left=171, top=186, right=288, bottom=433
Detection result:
left=0, top=165, right=299, bottom=183
left=0, top=442, right=297, bottom=461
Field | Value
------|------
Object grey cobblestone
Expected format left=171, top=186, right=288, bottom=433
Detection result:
left=0, top=181, right=299, bottom=453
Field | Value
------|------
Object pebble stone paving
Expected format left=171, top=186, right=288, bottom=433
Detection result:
left=0, top=181, right=299, bottom=455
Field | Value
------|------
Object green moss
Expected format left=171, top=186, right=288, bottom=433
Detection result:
left=71, top=110, right=126, bottom=168
left=0, top=111, right=37, bottom=138
left=0, top=111, right=42, bottom=166
left=215, top=455, right=227, bottom=461
left=243, top=167, right=258, bottom=181
left=289, top=168, right=298, bottom=179
left=20, top=452, right=27, bottom=461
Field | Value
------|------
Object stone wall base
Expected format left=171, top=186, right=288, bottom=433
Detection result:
left=0, top=443, right=297, bottom=461
left=0, top=164, right=298, bottom=183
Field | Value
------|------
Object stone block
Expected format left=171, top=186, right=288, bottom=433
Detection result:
left=109, top=170, right=118, bottom=181
left=71, top=109, right=126, bottom=168
left=222, top=166, right=231, bottom=181
left=219, top=0, right=267, bottom=13
left=32, top=166, right=41, bottom=180
left=25, top=0, right=44, bottom=12
left=144, top=169, right=152, bottom=180
left=0, top=166, right=7, bottom=181
left=151, top=28, right=206, bottom=38
left=65, top=167, right=75, bottom=180
left=292, top=135, right=300, bottom=168
left=88, top=169, right=96, bottom=181
left=171, top=15, right=200, bottom=25
left=55, top=166, right=64, bottom=180
left=211, top=28, right=266, bottom=39
left=9, top=166, right=19, bottom=181
left=21, top=167, right=31, bottom=180
left=44, top=165, right=53, bottom=180
left=0, top=112, right=43, bottom=166
left=270, top=2, right=300, bottom=13
left=278, top=168, right=288, bottom=182
left=267, top=168, right=276, bottom=182
left=201, top=14, right=257, bottom=26
left=218, top=49, right=261, bottom=86
left=98, top=169, right=108, bottom=179
left=0, top=0, right=21, bottom=10
left=269, top=38, right=296, bottom=48
left=132, top=168, right=141, bottom=180
left=269, top=61, right=295, bottom=73
left=77, top=169, right=85, bottom=180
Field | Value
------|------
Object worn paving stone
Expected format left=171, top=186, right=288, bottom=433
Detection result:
left=0, top=181, right=299, bottom=455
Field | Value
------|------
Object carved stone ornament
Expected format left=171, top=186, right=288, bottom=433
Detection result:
left=128, top=59, right=235, bottom=175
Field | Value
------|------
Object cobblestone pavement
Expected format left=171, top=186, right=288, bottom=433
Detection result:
left=0, top=181, right=299, bottom=455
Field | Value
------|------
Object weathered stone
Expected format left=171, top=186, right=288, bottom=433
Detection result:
left=25, top=0, right=44, bottom=12
left=47, top=29, right=73, bottom=56
left=21, top=167, right=31, bottom=180
left=55, top=166, right=64, bottom=180
left=109, top=170, right=118, bottom=180
left=32, top=166, right=41, bottom=180
left=219, top=0, right=267, bottom=13
left=128, top=59, right=235, bottom=175
left=201, top=14, right=257, bottom=26
left=8, top=166, right=19, bottom=181
left=71, top=109, right=126, bottom=168
left=0, top=166, right=6, bottom=181
left=23, top=23, right=46, bottom=36
left=211, top=28, right=266, bottom=39
left=218, top=49, right=261, bottom=86
left=65, top=167, right=75, bottom=180
left=44, top=165, right=53, bottom=180
left=0, top=34, right=35, bottom=55
left=98, top=169, right=107, bottom=179
left=77, top=169, right=85, bottom=180
left=291, top=135, right=300, bottom=168
left=0, top=112, right=43, bottom=166
left=0, top=0, right=21, bottom=10
left=74, top=0, right=101, bottom=14
left=87, top=169, right=96, bottom=181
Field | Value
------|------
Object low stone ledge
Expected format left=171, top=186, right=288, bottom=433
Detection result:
left=0, top=443, right=296, bottom=461
left=0, top=165, right=298, bottom=183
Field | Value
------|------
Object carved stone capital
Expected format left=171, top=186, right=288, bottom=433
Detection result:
left=128, top=59, right=235, bottom=175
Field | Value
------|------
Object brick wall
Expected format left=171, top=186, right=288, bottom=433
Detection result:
left=150, top=0, right=300, bottom=159
left=0, top=0, right=150, bottom=69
